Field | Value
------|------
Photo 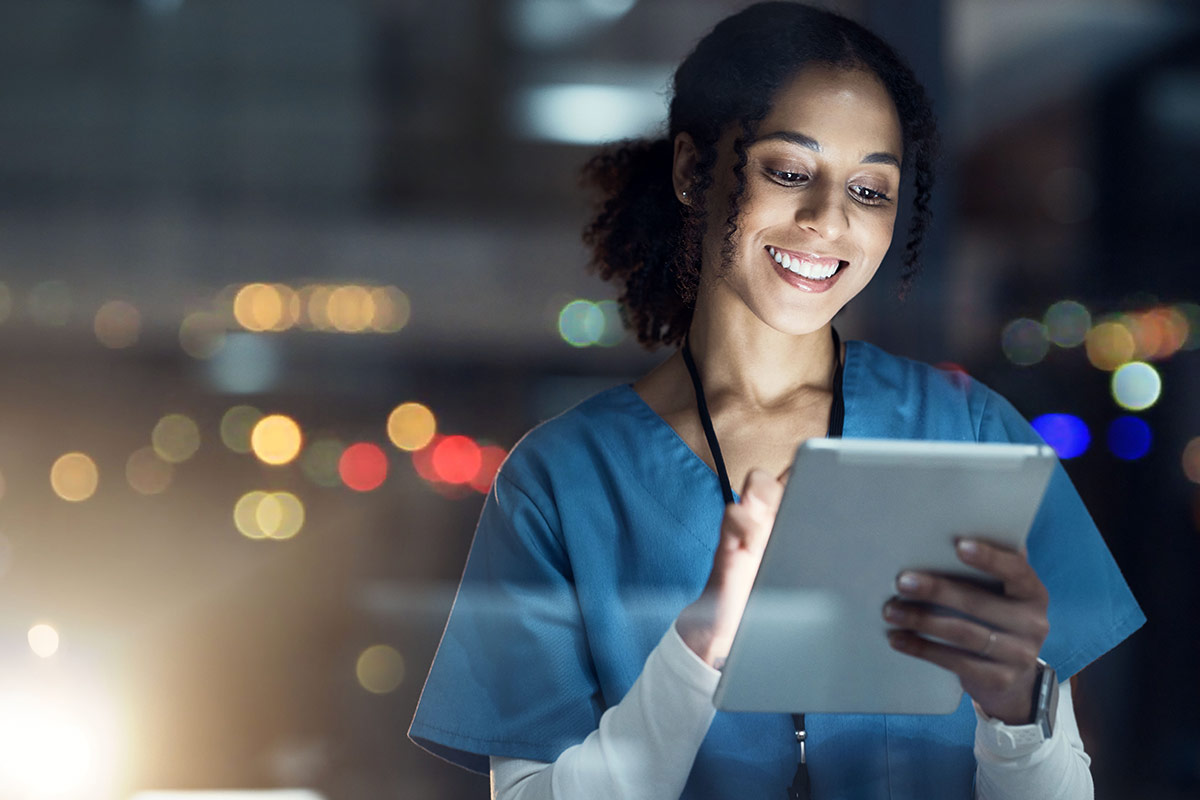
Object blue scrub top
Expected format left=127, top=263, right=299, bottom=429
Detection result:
left=409, top=340, right=1145, bottom=799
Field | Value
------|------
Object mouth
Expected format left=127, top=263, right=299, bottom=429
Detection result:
left=766, top=246, right=847, bottom=281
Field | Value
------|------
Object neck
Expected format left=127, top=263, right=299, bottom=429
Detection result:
left=686, top=288, right=837, bottom=410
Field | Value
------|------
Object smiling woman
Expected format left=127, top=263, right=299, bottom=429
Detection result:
left=408, top=3, right=1143, bottom=799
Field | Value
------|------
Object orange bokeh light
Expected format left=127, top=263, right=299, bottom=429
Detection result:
left=339, top=443, right=389, bottom=492
left=431, top=436, right=482, bottom=484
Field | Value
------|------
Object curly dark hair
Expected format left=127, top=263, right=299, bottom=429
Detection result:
left=581, top=1, right=941, bottom=348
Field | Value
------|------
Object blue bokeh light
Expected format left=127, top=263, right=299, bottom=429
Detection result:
left=1107, top=416, right=1152, bottom=461
left=1031, top=413, right=1091, bottom=459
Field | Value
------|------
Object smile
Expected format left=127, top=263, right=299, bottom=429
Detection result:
left=767, top=246, right=845, bottom=281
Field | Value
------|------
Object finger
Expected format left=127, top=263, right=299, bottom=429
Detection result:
left=883, top=602, right=1040, bottom=665
left=740, top=467, right=784, bottom=513
left=955, top=539, right=1049, bottom=604
left=893, top=572, right=1049, bottom=639
left=776, top=465, right=792, bottom=486
left=719, top=501, right=772, bottom=553
left=887, top=630, right=1021, bottom=689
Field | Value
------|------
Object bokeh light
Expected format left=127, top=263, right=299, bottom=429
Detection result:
left=151, top=414, right=201, bottom=463
left=28, top=280, right=72, bottom=326
left=356, top=645, right=406, bottom=694
left=1107, top=416, right=1152, bottom=461
left=469, top=446, right=508, bottom=493
left=1000, top=318, right=1049, bottom=366
left=1085, top=321, right=1136, bottom=371
left=219, top=405, right=264, bottom=454
left=596, top=299, right=625, bottom=347
left=1182, top=438, right=1200, bottom=485
left=411, top=437, right=441, bottom=483
left=1030, top=413, right=1090, bottom=459
left=93, top=300, right=141, bottom=349
left=234, top=491, right=270, bottom=539
left=1111, top=362, right=1162, bottom=411
left=256, top=492, right=305, bottom=540
left=251, top=414, right=303, bottom=465
left=0, top=282, right=12, bottom=323
left=303, top=285, right=335, bottom=331
left=1129, top=307, right=1189, bottom=361
left=233, top=283, right=288, bottom=332
left=368, top=286, right=412, bottom=333
left=327, top=285, right=375, bottom=332
left=50, top=453, right=99, bottom=502
left=432, top=435, right=483, bottom=484
left=126, top=447, right=173, bottom=495
left=1177, top=303, right=1200, bottom=350
left=300, top=437, right=345, bottom=488
left=559, top=299, right=606, bottom=347
left=387, top=402, right=437, bottom=451
left=178, top=311, right=227, bottom=359
left=27, top=624, right=59, bottom=658
left=1043, top=300, right=1090, bottom=348
left=339, top=443, right=389, bottom=492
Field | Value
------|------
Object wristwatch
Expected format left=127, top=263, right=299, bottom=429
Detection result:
left=1030, top=658, right=1058, bottom=739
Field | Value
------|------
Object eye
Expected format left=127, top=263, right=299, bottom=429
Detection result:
left=851, top=185, right=892, bottom=205
left=766, top=168, right=809, bottom=186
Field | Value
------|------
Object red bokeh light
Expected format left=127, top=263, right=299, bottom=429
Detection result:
left=431, top=435, right=482, bottom=484
left=339, top=442, right=388, bottom=492
left=470, top=446, right=508, bottom=493
left=411, top=435, right=441, bottom=482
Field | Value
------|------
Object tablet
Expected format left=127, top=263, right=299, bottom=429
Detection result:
left=712, top=438, right=1056, bottom=715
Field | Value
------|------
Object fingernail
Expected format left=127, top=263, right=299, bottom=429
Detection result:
left=957, top=539, right=979, bottom=557
left=897, top=572, right=921, bottom=592
left=884, top=604, right=902, bottom=622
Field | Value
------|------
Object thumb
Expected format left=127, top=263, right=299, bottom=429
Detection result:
left=740, top=467, right=784, bottom=515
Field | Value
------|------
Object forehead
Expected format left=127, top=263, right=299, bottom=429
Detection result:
left=757, top=64, right=903, bottom=159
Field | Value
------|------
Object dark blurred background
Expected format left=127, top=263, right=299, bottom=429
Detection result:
left=0, top=1, right=1197, bottom=798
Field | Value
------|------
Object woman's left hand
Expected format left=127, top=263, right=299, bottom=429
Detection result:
left=882, top=538, right=1050, bottom=725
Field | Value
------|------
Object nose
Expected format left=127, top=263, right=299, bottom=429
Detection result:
left=796, top=182, right=848, bottom=241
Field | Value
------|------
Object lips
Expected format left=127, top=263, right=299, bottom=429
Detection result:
left=766, top=246, right=846, bottom=281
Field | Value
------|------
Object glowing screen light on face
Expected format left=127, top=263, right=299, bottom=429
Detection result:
left=1043, top=300, right=1091, bottom=348
left=1000, top=319, right=1049, bottom=366
left=1030, top=414, right=1090, bottom=459
left=1111, top=362, right=1162, bottom=411
left=339, top=443, right=389, bottom=492
left=1107, top=416, right=1152, bottom=461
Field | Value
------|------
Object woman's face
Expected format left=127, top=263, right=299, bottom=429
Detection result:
left=683, top=64, right=904, bottom=336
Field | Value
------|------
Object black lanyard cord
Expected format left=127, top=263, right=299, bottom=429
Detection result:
left=680, top=327, right=845, bottom=800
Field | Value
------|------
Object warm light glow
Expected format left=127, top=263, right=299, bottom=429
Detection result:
left=339, top=443, right=389, bottom=492
left=28, top=624, right=60, bottom=658
left=234, top=491, right=270, bottom=539
left=1182, top=438, right=1200, bottom=485
left=1129, top=307, right=1189, bottom=361
left=368, top=286, right=412, bottom=332
left=220, top=405, right=264, bottom=454
left=300, top=438, right=345, bottom=488
left=432, top=436, right=483, bottom=484
left=50, top=453, right=99, bottom=502
left=233, top=283, right=289, bottom=332
left=1111, top=362, right=1162, bottom=411
left=270, top=284, right=301, bottom=332
left=1177, top=302, right=1200, bottom=351
left=1085, top=321, right=1136, bottom=370
left=251, top=414, right=303, bottom=465
left=257, top=492, right=305, bottom=540
left=327, top=285, right=375, bottom=332
left=93, top=300, right=141, bottom=348
left=152, top=413, right=201, bottom=463
left=387, top=402, right=437, bottom=451
left=0, top=691, right=99, bottom=796
left=179, top=311, right=227, bottom=359
left=356, top=645, right=406, bottom=694
left=126, top=446, right=174, bottom=495
left=469, top=446, right=508, bottom=494
left=1043, top=300, right=1090, bottom=348
left=411, top=437, right=441, bottom=483
left=1000, top=318, right=1049, bottom=366
left=304, top=284, right=335, bottom=331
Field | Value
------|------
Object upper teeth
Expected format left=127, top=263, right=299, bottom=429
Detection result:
left=769, top=247, right=841, bottom=280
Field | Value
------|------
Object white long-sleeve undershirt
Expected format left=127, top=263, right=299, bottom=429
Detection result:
left=490, top=621, right=1093, bottom=800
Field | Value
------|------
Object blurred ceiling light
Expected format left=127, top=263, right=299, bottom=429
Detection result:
left=251, top=415, right=303, bottom=466
left=126, top=446, right=174, bottom=496
left=94, top=300, right=141, bottom=349
left=179, top=311, right=227, bottom=359
left=208, top=333, right=282, bottom=394
left=234, top=284, right=287, bottom=332
left=27, top=624, right=60, bottom=658
left=510, top=0, right=638, bottom=47
left=50, top=453, right=99, bottom=502
left=151, top=413, right=201, bottom=464
left=356, top=645, right=406, bottom=695
left=515, top=83, right=666, bottom=145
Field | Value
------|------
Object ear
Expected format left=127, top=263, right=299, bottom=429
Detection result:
left=671, top=132, right=697, bottom=205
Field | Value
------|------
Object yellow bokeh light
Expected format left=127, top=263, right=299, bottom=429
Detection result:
left=1085, top=321, right=1136, bottom=371
left=369, top=286, right=412, bottom=333
left=179, top=311, right=227, bottom=359
left=27, top=624, right=60, bottom=658
left=233, top=283, right=287, bottom=332
left=1182, top=438, right=1200, bottom=485
left=234, top=491, right=270, bottom=539
left=50, top=453, right=99, bottom=502
left=256, top=491, right=305, bottom=540
left=327, top=285, right=375, bottom=333
left=125, top=447, right=173, bottom=496
left=220, top=405, right=263, bottom=454
left=356, top=645, right=406, bottom=694
left=270, top=284, right=300, bottom=332
left=251, top=414, right=303, bottom=465
left=304, top=284, right=335, bottom=331
left=93, top=300, right=141, bottom=349
left=387, top=402, right=437, bottom=451
left=151, top=413, right=201, bottom=464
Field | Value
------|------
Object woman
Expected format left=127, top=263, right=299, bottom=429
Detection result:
left=409, top=3, right=1144, bottom=798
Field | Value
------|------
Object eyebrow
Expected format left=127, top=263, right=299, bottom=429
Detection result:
left=753, top=130, right=901, bottom=169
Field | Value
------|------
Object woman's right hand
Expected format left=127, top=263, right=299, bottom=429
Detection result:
left=676, top=468, right=785, bottom=668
